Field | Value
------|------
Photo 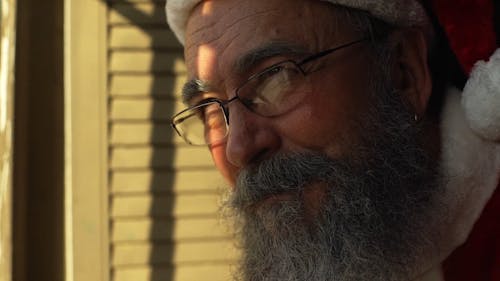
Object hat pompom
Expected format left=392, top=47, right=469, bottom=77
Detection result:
left=462, top=48, right=500, bottom=141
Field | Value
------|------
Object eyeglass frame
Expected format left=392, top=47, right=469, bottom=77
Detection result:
left=171, top=38, right=367, bottom=145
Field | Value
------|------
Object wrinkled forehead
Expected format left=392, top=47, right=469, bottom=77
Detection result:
left=183, top=0, right=356, bottom=78
left=167, top=0, right=430, bottom=45
left=184, top=0, right=346, bottom=46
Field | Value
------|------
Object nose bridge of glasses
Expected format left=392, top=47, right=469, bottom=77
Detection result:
left=222, top=93, right=254, bottom=124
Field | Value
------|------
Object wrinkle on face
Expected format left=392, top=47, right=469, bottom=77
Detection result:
left=228, top=9, right=281, bottom=29
left=185, top=1, right=298, bottom=100
left=186, top=2, right=279, bottom=48
left=234, top=42, right=309, bottom=75
left=185, top=0, right=360, bottom=77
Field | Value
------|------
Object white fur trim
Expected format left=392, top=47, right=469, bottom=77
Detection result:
left=165, top=0, right=429, bottom=45
left=324, top=0, right=429, bottom=27
left=462, top=48, right=500, bottom=141
left=440, top=87, right=500, bottom=255
left=166, top=0, right=202, bottom=45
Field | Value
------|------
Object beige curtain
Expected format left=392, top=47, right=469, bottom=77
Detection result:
left=0, top=0, right=16, bottom=280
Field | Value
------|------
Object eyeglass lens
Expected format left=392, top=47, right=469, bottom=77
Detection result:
left=173, top=61, right=312, bottom=145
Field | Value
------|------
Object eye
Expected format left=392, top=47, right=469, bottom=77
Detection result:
left=261, top=65, right=285, bottom=79
left=246, top=65, right=287, bottom=96
left=258, top=65, right=296, bottom=92
left=236, top=60, right=302, bottom=115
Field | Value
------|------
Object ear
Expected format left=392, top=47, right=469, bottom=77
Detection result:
left=391, top=30, right=432, bottom=117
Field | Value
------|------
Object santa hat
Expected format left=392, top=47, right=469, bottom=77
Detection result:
left=165, top=0, right=500, bottom=141
left=430, top=0, right=500, bottom=141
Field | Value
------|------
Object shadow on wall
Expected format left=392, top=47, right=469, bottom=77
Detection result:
left=106, top=1, right=182, bottom=280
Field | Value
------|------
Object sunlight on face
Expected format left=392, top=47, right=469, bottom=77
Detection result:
left=197, top=44, right=217, bottom=80
left=201, top=1, right=213, bottom=15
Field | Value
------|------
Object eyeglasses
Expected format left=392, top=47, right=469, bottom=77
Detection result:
left=171, top=38, right=366, bottom=146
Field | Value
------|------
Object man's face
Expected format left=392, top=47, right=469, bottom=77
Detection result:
left=184, top=0, right=444, bottom=280
left=184, top=0, right=375, bottom=188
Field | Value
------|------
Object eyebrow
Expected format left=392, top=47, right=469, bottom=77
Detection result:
left=235, top=41, right=309, bottom=75
left=181, top=42, right=308, bottom=104
left=181, top=79, right=212, bottom=104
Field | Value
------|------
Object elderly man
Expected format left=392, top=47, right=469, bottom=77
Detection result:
left=167, top=0, right=500, bottom=280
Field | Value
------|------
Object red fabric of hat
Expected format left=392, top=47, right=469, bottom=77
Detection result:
left=431, top=0, right=497, bottom=74
left=423, top=0, right=500, bottom=141
left=443, top=183, right=500, bottom=281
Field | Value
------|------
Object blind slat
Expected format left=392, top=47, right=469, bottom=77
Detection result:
left=111, top=122, right=181, bottom=145
left=112, top=240, right=237, bottom=266
left=110, top=146, right=213, bottom=169
left=111, top=193, right=220, bottom=217
left=112, top=264, right=233, bottom=281
left=110, top=3, right=166, bottom=25
left=111, top=170, right=223, bottom=194
left=110, top=51, right=186, bottom=73
left=111, top=217, right=231, bottom=242
left=110, top=98, right=183, bottom=121
left=110, top=74, right=186, bottom=97
left=110, top=26, right=181, bottom=49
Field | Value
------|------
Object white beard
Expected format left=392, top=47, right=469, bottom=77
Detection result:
left=224, top=87, right=500, bottom=281
left=225, top=89, right=446, bottom=281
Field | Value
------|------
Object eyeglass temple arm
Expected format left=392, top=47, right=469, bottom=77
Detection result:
left=298, top=38, right=367, bottom=66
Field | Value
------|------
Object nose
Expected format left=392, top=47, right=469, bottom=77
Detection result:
left=225, top=102, right=280, bottom=168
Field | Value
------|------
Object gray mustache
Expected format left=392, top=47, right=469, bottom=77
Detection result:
left=232, top=153, right=345, bottom=209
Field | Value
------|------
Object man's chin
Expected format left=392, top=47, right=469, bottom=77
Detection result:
left=249, top=192, right=296, bottom=213
left=225, top=151, right=441, bottom=281
left=245, top=180, right=328, bottom=210
left=244, top=181, right=330, bottom=229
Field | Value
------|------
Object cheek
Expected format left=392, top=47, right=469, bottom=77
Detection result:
left=209, top=144, right=238, bottom=188
left=296, top=105, right=351, bottom=155
left=278, top=84, right=369, bottom=157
